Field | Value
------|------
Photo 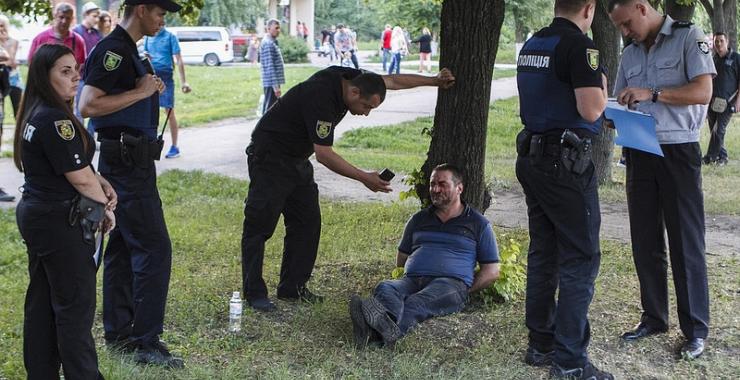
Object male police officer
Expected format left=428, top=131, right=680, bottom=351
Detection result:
left=242, top=67, right=455, bottom=312
left=609, top=0, right=714, bottom=360
left=79, top=0, right=184, bottom=368
left=516, top=1, right=611, bottom=379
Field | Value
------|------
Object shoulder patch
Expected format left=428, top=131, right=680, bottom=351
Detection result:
left=316, top=120, right=333, bottom=139
left=103, top=50, right=123, bottom=71
left=697, top=40, right=710, bottom=54
left=54, top=120, right=75, bottom=141
left=672, top=21, right=693, bottom=28
left=22, top=124, right=36, bottom=142
left=586, top=49, right=599, bottom=70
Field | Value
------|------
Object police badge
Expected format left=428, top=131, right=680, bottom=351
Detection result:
left=54, top=120, right=75, bottom=141
left=103, top=50, right=122, bottom=71
left=316, top=120, right=333, bottom=139
left=586, top=48, right=599, bottom=70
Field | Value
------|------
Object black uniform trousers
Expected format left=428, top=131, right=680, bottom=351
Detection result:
left=706, top=108, right=733, bottom=161
left=625, top=143, right=709, bottom=339
left=17, top=197, right=103, bottom=380
left=241, top=144, right=321, bottom=301
left=98, top=155, right=172, bottom=348
left=516, top=140, right=601, bottom=369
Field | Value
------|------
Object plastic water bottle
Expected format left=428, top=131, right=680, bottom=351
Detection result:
left=229, top=291, right=242, bottom=333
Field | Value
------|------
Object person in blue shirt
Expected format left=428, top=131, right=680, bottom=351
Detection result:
left=349, top=164, right=500, bottom=348
left=143, top=26, right=191, bottom=158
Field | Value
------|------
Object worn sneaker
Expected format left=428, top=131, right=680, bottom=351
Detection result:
left=616, top=157, right=626, bottom=168
left=0, top=188, right=15, bottom=202
left=361, top=297, right=401, bottom=347
left=165, top=145, right=180, bottom=159
left=550, top=361, right=613, bottom=380
left=717, top=157, right=728, bottom=166
left=349, top=295, right=371, bottom=349
left=135, top=340, right=184, bottom=369
left=278, top=286, right=324, bottom=304
left=524, top=346, right=554, bottom=367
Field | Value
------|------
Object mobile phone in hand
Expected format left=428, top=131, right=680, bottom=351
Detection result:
left=379, top=168, right=395, bottom=181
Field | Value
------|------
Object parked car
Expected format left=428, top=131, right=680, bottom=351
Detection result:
left=167, top=26, right=234, bottom=66
left=231, top=33, right=248, bottom=62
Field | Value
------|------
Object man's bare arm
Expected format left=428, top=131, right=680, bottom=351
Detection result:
left=469, top=263, right=500, bottom=293
left=382, top=68, right=455, bottom=90
left=79, top=74, right=159, bottom=118
left=396, top=251, right=409, bottom=268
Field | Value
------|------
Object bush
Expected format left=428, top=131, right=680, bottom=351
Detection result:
left=479, top=233, right=527, bottom=303
left=278, top=35, right=310, bottom=63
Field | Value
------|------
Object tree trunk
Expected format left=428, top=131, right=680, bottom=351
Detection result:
left=415, top=0, right=505, bottom=212
left=665, top=0, right=696, bottom=21
left=513, top=8, right=526, bottom=43
left=591, top=0, right=622, bottom=185
left=723, top=0, right=737, bottom=49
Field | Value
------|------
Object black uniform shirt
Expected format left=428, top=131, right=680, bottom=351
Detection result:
left=547, top=18, right=603, bottom=89
left=252, top=66, right=362, bottom=159
left=20, top=104, right=94, bottom=199
left=84, top=25, right=138, bottom=94
left=713, top=50, right=740, bottom=99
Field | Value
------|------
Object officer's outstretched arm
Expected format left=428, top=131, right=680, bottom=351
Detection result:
left=383, top=68, right=455, bottom=90
left=314, top=144, right=392, bottom=193
left=79, top=74, right=160, bottom=118
left=574, top=85, right=607, bottom=123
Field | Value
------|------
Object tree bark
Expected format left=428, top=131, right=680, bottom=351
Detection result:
left=699, top=0, right=738, bottom=50
left=591, top=0, right=622, bottom=185
left=416, top=0, right=505, bottom=212
left=665, top=0, right=696, bottom=21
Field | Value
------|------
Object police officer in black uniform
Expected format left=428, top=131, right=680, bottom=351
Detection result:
left=14, top=44, right=116, bottom=380
left=79, top=0, right=184, bottom=368
left=242, top=66, right=455, bottom=311
left=515, top=1, right=612, bottom=379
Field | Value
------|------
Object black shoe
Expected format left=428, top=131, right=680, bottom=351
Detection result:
left=680, top=338, right=705, bottom=360
left=550, top=361, right=614, bottom=380
left=278, top=286, right=324, bottom=304
left=105, top=337, right=137, bottom=354
left=349, top=295, right=371, bottom=349
left=135, top=341, right=184, bottom=369
left=702, top=156, right=714, bottom=165
left=247, top=297, right=276, bottom=312
left=524, top=346, right=554, bottom=367
left=0, top=188, right=15, bottom=202
left=621, top=322, right=668, bottom=341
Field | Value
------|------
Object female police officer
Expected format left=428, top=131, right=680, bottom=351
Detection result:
left=13, top=44, right=116, bottom=380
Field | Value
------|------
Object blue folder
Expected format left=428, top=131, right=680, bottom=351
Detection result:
left=604, top=102, right=664, bottom=157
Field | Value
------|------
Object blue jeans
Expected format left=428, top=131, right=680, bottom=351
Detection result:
left=388, top=53, right=402, bottom=74
left=373, top=276, right=468, bottom=336
left=381, top=48, right=391, bottom=71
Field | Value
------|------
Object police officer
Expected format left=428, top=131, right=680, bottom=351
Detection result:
left=515, top=1, right=611, bottom=379
left=609, top=0, right=715, bottom=360
left=79, top=0, right=184, bottom=368
left=242, top=66, right=455, bottom=312
left=14, top=44, right=116, bottom=379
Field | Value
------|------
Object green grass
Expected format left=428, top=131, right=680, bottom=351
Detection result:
left=0, top=170, right=737, bottom=379
left=337, top=97, right=740, bottom=215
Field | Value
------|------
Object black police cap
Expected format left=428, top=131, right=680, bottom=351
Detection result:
left=124, top=0, right=182, bottom=12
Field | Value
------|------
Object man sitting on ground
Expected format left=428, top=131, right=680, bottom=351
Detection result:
left=349, top=163, right=500, bottom=348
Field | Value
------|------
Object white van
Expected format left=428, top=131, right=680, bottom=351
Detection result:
left=167, top=26, right=234, bottom=66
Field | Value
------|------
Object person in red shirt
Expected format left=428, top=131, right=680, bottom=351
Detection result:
left=380, top=24, right=392, bottom=72
left=27, top=2, right=86, bottom=68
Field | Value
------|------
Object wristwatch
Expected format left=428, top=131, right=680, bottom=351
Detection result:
left=651, top=88, right=662, bottom=103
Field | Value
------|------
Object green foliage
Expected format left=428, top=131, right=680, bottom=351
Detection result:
left=390, top=266, right=405, bottom=279
left=278, top=35, right=310, bottom=63
left=373, top=0, right=442, bottom=38
left=399, top=168, right=427, bottom=206
left=314, top=0, right=385, bottom=41
left=0, top=1, right=51, bottom=19
left=480, top=234, right=527, bottom=303
left=196, top=0, right=265, bottom=28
